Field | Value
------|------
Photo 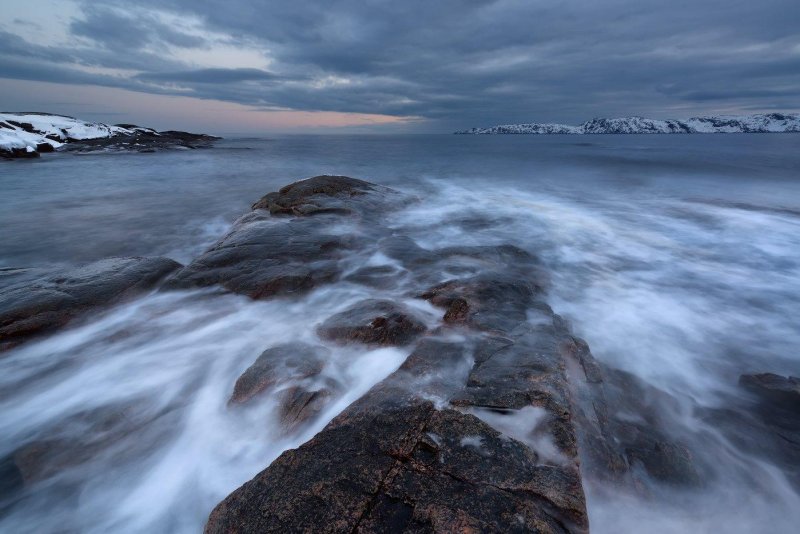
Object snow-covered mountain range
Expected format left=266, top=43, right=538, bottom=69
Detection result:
left=456, top=113, right=800, bottom=134
left=1, top=112, right=218, bottom=158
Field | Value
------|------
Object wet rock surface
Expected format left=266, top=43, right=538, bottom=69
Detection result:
left=205, top=176, right=590, bottom=533
left=7, top=175, right=755, bottom=531
left=164, top=175, right=408, bottom=299
left=229, top=342, right=341, bottom=432
left=230, top=343, right=330, bottom=404
left=317, top=299, right=427, bottom=346
left=276, top=383, right=338, bottom=432
left=251, top=175, right=397, bottom=217
left=0, top=257, right=181, bottom=350
left=207, top=336, right=588, bottom=534
left=165, top=214, right=353, bottom=298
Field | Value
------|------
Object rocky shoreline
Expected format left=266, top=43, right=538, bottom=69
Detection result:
left=1, top=176, right=798, bottom=532
left=0, top=112, right=219, bottom=159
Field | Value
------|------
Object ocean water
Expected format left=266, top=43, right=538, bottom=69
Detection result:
left=1, top=134, right=799, bottom=532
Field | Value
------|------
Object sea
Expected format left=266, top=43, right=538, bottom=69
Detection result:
left=1, top=133, right=799, bottom=533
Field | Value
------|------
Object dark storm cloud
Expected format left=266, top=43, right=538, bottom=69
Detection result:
left=70, top=4, right=207, bottom=51
left=136, top=68, right=285, bottom=84
left=1, top=0, right=798, bottom=129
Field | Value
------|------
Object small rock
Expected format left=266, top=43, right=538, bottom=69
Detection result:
left=230, top=343, right=330, bottom=404
left=317, top=299, right=426, bottom=346
left=422, top=272, right=543, bottom=332
left=277, top=384, right=336, bottom=431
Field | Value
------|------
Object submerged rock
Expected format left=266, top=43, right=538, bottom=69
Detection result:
left=740, top=373, right=800, bottom=408
left=4, top=399, right=181, bottom=494
left=277, top=384, right=337, bottom=431
left=559, top=327, right=704, bottom=488
left=0, top=256, right=181, bottom=350
left=720, top=372, right=800, bottom=489
left=230, top=342, right=340, bottom=432
left=0, top=455, right=24, bottom=510
left=230, top=343, right=330, bottom=404
left=317, top=299, right=427, bottom=346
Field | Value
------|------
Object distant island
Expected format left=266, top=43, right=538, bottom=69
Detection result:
left=0, top=112, right=219, bottom=159
left=456, top=113, right=800, bottom=134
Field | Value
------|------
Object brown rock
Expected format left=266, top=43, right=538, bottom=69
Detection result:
left=422, top=272, right=545, bottom=332
left=251, top=175, right=399, bottom=217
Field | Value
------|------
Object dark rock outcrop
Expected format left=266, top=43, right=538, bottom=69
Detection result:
left=0, top=256, right=181, bottom=350
left=206, top=336, right=588, bottom=534
left=62, top=130, right=219, bottom=153
left=204, top=178, right=588, bottom=533
left=165, top=176, right=407, bottom=299
left=251, top=175, right=395, bottom=217
left=164, top=214, right=355, bottom=298
left=1, top=147, right=39, bottom=159
left=318, top=299, right=427, bottom=346
left=422, top=272, right=545, bottom=332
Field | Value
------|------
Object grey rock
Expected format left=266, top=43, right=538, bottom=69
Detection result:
left=0, top=257, right=181, bottom=350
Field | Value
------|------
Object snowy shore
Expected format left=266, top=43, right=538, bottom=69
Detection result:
left=1, top=112, right=218, bottom=158
left=456, top=113, right=800, bottom=134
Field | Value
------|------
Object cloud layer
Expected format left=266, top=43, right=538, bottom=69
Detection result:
left=1, top=0, right=798, bottom=130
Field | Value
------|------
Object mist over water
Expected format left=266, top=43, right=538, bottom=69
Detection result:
left=1, top=134, right=799, bottom=532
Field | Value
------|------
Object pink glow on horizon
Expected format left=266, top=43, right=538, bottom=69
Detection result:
left=0, top=79, right=422, bottom=134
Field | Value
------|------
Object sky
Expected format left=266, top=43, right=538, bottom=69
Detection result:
left=0, top=0, right=798, bottom=134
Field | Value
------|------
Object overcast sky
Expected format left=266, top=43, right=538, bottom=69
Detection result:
left=1, top=0, right=798, bottom=133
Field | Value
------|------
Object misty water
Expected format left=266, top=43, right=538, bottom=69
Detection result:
left=1, top=134, right=799, bottom=533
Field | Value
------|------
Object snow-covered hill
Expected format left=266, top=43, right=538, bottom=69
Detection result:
left=0, top=113, right=158, bottom=155
left=456, top=113, right=800, bottom=134
left=1, top=112, right=218, bottom=158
